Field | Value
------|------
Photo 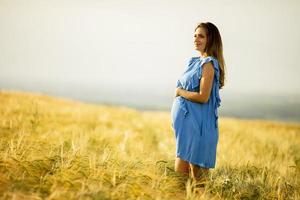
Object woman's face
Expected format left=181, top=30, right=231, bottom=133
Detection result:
left=194, top=27, right=207, bottom=53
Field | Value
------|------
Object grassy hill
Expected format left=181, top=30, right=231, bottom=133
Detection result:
left=0, top=90, right=299, bottom=200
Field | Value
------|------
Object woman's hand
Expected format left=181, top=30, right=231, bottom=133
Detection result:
left=175, top=87, right=182, bottom=97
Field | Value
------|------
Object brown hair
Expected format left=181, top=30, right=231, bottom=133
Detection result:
left=195, top=22, right=226, bottom=89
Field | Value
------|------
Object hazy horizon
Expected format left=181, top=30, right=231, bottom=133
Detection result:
left=2, top=79, right=300, bottom=124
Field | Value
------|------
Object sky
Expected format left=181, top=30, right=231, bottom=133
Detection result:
left=1, top=0, right=300, bottom=100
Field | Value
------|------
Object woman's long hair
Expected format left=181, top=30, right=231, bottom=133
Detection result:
left=195, top=22, right=226, bottom=89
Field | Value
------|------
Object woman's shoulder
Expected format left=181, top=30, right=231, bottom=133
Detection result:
left=201, top=56, right=220, bottom=79
left=187, top=56, right=219, bottom=68
left=202, top=56, right=218, bottom=63
left=201, top=56, right=219, bottom=68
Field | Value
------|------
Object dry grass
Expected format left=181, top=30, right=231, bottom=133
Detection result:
left=0, top=90, right=299, bottom=200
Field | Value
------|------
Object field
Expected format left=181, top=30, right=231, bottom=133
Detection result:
left=0, top=90, right=299, bottom=200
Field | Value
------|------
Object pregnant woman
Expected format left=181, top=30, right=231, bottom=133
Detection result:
left=171, top=22, right=225, bottom=184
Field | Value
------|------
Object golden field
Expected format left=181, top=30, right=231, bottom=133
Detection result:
left=0, top=90, right=299, bottom=200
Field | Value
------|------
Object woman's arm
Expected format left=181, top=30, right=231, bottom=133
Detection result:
left=175, top=62, right=215, bottom=103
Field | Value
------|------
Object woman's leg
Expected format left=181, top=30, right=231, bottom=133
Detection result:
left=175, top=157, right=190, bottom=176
left=189, top=163, right=209, bottom=182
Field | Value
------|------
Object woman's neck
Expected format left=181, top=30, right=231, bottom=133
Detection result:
left=199, top=52, right=207, bottom=58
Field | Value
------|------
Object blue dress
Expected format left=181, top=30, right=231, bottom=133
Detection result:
left=170, top=56, right=221, bottom=168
